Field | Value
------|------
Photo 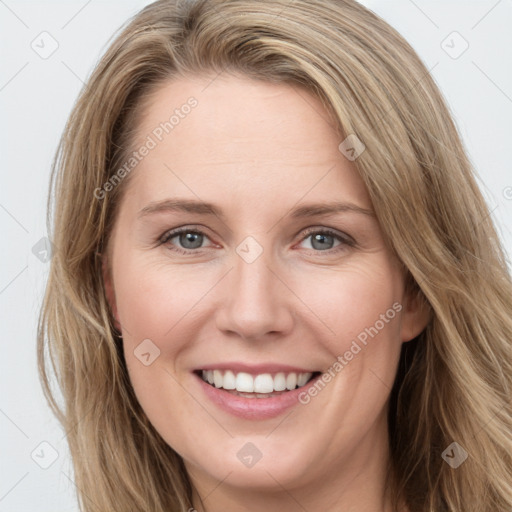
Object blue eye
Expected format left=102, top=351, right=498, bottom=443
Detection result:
left=161, top=228, right=212, bottom=252
left=299, top=229, right=352, bottom=252
left=175, top=232, right=204, bottom=249
left=306, top=233, right=338, bottom=250
left=159, top=226, right=353, bottom=255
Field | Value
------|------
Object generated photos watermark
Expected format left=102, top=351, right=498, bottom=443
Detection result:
left=298, top=301, right=403, bottom=404
left=94, top=97, right=198, bottom=200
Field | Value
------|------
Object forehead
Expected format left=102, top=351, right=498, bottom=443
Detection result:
left=124, top=73, right=371, bottom=211
left=136, top=73, right=338, bottom=151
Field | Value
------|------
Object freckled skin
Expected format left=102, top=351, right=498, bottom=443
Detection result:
left=103, top=74, right=428, bottom=512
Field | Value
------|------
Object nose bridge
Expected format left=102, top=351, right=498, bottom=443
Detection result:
left=234, top=251, right=273, bottom=306
left=215, top=242, right=294, bottom=339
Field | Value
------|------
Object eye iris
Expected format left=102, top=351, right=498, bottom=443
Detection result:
left=179, top=232, right=203, bottom=249
left=311, top=233, right=334, bottom=250
left=172, top=232, right=339, bottom=250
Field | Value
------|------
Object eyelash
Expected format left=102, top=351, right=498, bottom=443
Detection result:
left=159, top=225, right=355, bottom=255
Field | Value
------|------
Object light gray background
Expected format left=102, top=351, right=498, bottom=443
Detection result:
left=1, top=1, right=511, bottom=510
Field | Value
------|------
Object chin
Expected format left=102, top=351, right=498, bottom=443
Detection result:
left=186, top=436, right=315, bottom=491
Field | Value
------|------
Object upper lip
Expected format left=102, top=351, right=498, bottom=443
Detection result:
left=195, top=362, right=319, bottom=376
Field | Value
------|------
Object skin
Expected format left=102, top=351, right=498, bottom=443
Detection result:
left=103, top=73, right=429, bottom=512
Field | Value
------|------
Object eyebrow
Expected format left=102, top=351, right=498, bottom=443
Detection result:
left=137, top=198, right=374, bottom=219
left=290, top=202, right=374, bottom=218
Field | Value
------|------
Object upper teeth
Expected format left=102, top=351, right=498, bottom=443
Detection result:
left=201, top=370, right=313, bottom=393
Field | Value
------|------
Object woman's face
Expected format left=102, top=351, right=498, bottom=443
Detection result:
left=104, top=74, right=427, bottom=504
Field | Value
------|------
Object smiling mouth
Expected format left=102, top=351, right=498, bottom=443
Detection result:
left=195, top=369, right=321, bottom=398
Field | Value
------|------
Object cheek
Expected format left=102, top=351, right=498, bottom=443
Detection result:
left=113, top=257, right=209, bottom=449
left=113, top=252, right=217, bottom=340
left=113, top=255, right=219, bottom=413
left=122, top=353, right=210, bottom=467
left=288, top=258, right=403, bottom=352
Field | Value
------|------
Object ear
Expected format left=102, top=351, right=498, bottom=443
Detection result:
left=102, top=253, right=122, bottom=332
left=400, top=286, right=431, bottom=343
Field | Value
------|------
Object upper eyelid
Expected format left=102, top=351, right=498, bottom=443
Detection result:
left=161, top=225, right=212, bottom=241
left=299, top=226, right=351, bottom=238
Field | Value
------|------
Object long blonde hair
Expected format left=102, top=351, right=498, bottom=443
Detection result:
left=38, top=0, right=512, bottom=510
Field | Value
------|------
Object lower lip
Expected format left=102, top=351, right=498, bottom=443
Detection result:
left=194, top=372, right=322, bottom=420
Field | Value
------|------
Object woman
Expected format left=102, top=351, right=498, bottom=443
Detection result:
left=37, top=0, right=512, bottom=511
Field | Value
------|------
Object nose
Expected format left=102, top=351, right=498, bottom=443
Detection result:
left=215, top=250, right=295, bottom=341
